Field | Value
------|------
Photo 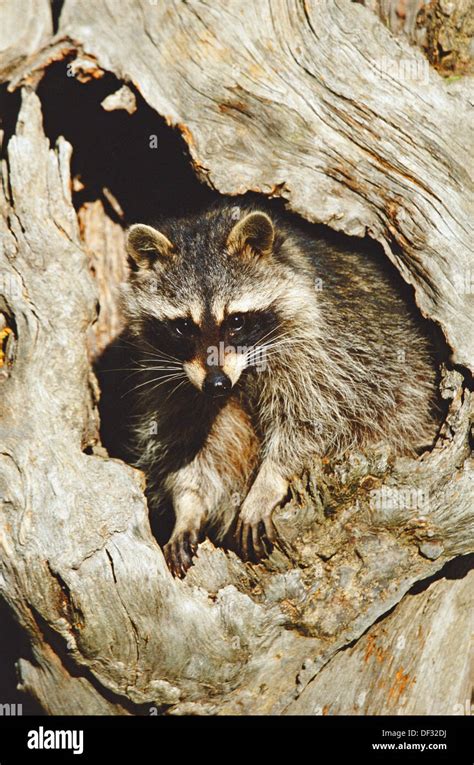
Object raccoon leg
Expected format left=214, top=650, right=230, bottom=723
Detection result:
left=236, top=460, right=288, bottom=561
left=163, top=489, right=206, bottom=578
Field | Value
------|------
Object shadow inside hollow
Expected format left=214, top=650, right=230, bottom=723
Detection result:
left=409, top=553, right=474, bottom=596
left=0, top=598, right=44, bottom=714
left=95, top=333, right=176, bottom=547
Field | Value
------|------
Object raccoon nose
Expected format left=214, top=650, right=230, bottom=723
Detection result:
left=203, top=369, right=231, bottom=397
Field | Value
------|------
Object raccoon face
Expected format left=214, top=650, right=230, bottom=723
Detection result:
left=125, top=209, right=289, bottom=397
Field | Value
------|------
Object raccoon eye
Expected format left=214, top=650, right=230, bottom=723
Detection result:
left=172, top=318, right=195, bottom=337
left=228, top=314, right=246, bottom=334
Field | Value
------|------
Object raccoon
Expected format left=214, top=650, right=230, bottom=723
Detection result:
left=121, top=201, right=440, bottom=577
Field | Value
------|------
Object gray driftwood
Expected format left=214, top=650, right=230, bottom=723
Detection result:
left=0, top=0, right=472, bottom=715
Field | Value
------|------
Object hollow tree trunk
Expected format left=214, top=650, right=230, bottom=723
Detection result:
left=0, top=0, right=472, bottom=715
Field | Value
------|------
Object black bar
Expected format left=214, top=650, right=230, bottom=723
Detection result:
left=0, top=714, right=471, bottom=762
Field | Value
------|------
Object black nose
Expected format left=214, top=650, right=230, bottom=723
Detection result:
left=203, top=369, right=231, bottom=397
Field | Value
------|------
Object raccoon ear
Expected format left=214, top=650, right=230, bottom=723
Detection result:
left=126, top=224, right=175, bottom=267
left=226, top=211, right=274, bottom=258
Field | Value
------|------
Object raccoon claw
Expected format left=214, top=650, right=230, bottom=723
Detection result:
left=164, top=529, right=199, bottom=578
left=236, top=513, right=276, bottom=562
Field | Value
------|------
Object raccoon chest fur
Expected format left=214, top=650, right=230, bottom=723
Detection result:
left=163, top=397, right=260, bottom=531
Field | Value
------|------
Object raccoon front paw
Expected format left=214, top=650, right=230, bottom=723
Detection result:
left=235, top=507, right=276, bottom=562
left=163, top=528, right=199, bottom=578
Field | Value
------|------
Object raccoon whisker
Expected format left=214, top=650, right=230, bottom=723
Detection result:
left=254, top=337, right=310, bottom=356
left=146, top=348, right=182, bottom=364
left=246, top=341, right=293, bottom=360
left=163, top=377, right=190, bottom=403
left=250, top=346, right=298, bottom=361
left=243, top=331, right=300, bottom=359
left=117, top=335, right=182, bottom=364
left=137, top=356, right=182, bottom=367
left=147, top=375, right=190, bottom=401
left=238, top=329, right=296, bottom=366
left=244, top=336, right=306, bottom=365
left=244, top=345, right=310, bottom=372
left=99, top=366, right=183, bottom=391
left=138, top=364, right=183, bottom=372
left=123, top=372, right=187, bottom=397
left=253, top=344, right=303, bottom=361
left=253, top=354, right=295, bottom=373
left=251, top=322, right=288, bottom=346
left=99, top=367, right=150, bottom=373
left=131, top=357, right=175, bottom=369
left=249, top=334, right=306, bottom=357
left=261, top=333, right=309, bottom=348
left=135, top=360, right=184, bottom=372
left=138, top=371, right=187, bottom=386
left=244, top=346, right=277, bottom=366
left=138, top=351, right=182, bottom=363
left=255, top=328, right=298, bottom=347
left=100, top=365, right=182, bottom=373
left=260, top=351, right=318, bottom=371
left=243, top=351, right=267, bottom=367
left=115, top=336, right=161, bottom=357
left=133, top=376, right=188, bottom=398
left=134, top=336, right=182, bottom=362
left=114, top=337, right=141, bottom=352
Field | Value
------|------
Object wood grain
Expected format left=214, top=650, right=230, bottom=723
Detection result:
left=0, top=0, right=472, bottom=715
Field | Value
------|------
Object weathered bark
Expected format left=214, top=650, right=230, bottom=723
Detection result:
left=362, top=0, right=426, bottom=45
left=0, top=0, right=52, bottom=83
left=363, top=0, right=474, bottom=75
left=420, top=0, right=474, bottom=75
left=0, top=0, right=472, bottom=716
left=78, top=199, right=127, bottom=358
left=286, top=555, right=474, bottom=715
